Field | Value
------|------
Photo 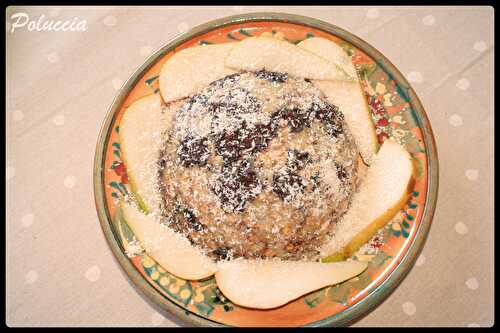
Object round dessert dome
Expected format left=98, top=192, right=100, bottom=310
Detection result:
left=159, top=70, right=359, bottom=261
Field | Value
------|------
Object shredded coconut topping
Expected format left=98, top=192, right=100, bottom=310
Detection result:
left=158, top=70, right=359, bottom=261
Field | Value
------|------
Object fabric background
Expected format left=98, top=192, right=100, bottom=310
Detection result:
left=6, top=6, right=494, bottom=327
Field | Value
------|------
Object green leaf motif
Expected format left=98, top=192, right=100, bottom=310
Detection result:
left=304, top=288, right=327, bottom=308
left=238, top=28, right=253, bottom=37
left=145, top=75, right=159, bottom=86
left=109, top=181, right=124, bottom=194
left=194, top=301, right=214, bottom=317
left=371, top=251, right=392, bottom=267
left=118, top=182, right=129, bottom=195
left=328, top=283, right=351, bottom=305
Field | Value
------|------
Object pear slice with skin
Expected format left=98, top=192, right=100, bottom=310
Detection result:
left=314, top=80, right=378, bottom=165
left=224, top=36, right=355, bottom=81
left=119, top=95, right=180, bottom=214
left=215, top=258, right=367, bottom=309
left=120, top=201, right=218, bottom=280
left=159, top=43, right=239, bottom=103
left=298, top=37, right=378, bottom=165
left=297, top=37, right=357, bottom=78
left=321, top=139, right=415, bottom=261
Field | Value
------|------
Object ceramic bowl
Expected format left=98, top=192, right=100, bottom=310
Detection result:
left=93, top=12, right=438, bottom=327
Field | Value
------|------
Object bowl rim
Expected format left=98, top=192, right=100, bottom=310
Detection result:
left=93, top=12, right=439, bottom=327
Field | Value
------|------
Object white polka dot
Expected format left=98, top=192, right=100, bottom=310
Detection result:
left=402, top=301, right=416, bottom=316
left=112, top=78, right=123, bottom=90
left=47, top=52, right=60, bottom=64
left=22, top=213, right=35, bottom=227
left=366, top=8, right=379, bottom=19
left=85, top=265, right=101, bottom=282
left=103, top=15, right=117, bottom=27
left=6, top=166, right=15, bottom=181
left=456, top=78, right=470, bottom=90
left=407, top=71, right=423, bottom=83
left=52, top=114, right=65, bottom=126
left=25, top=270, right=38, bottom=284
left=473, top=40, right=487, bottom=52
left=177, top=22, right=189, bottom=33
left=140, top=45, right=154, bottom=57
left=64, top=175, right=76, bottom=188
left=151, top=312, right=165, bottom=326
left=466, top=277, right=479, bottom=290
left=465, top=169, right=479, bottom=181
left=415, top=254, right=426, bottom=267
left=49, top=7, right=61, bottom=17
left=422, top=15, right=436, bottom=26
left=232, top=6, right=245, bottom=12
left=454, top=222, right=469, bottom=235
left=448, top=114, right=463, bottom=127
left=468, top=323, right=480, bottom=327
left=12, top=109, right=24, bottom=121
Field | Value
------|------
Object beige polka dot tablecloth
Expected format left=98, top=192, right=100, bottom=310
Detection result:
left=6, top=6, right=494, bottom=327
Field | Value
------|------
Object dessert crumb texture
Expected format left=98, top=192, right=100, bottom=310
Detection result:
left=158, top=71, right=359, bottom=261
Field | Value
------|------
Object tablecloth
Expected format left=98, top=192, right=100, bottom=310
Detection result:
left=6, top=5, right=494, bottom=327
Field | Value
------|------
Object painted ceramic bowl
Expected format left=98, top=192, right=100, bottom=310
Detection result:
left=93, top=13, right=438, bottom=327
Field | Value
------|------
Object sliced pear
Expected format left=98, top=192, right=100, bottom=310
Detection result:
left=215, top=258, right=367, bottom=309
left=298, top=37, right=378, bottom=165
left=297, top=37, right=357, bottom=78
left=321, top=139, right=414, bottom=261
left=159, top=43, right=239, bottom=103
left=224, top=37, right=354, bottom=81
left=120, top=201, right=217, bottom=280
left=119, top=95, right=178, bottom=213
left=315, top=80, right=378, bottom=165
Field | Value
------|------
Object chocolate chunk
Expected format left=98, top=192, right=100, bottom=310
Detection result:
left=239, top=121, right=278, bottom=153
left=177, top=135, right=210, bottom=167
left=255, top=69, right=288, bottom=83
left=280, top=107, right=313, bottom=133
left=213, top=247, right=230, bottom=260
left=209, top=73, right=241, bottom=89
left=210, top=87, right=261, bottom=116
left=214, top=130, right=241, bottom=162
left=324, top=121, right=344, bottom=138
left=314, top=102, right=345, bottom=138
left=314, top=103, right=340, bottom=121
left=212, top=159, right=263, bottom=212
left=287, top=149, right=310, bottom=172
left=175, top=205, right=205, bottom=232
left=272, top=171, right=306, bottom=202
left=214, top=120, right=278, bottom=161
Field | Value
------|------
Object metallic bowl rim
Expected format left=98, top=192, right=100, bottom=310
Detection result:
left=93, top=12, right=439, bottom=327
